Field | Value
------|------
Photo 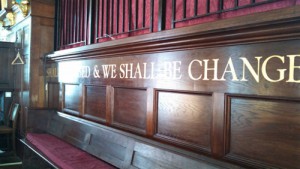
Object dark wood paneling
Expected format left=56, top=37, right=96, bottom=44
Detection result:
left=84, top=85, right=107, bottom=122
left=155, top=90, right=213, bottom=153
left=27, top=109, right=237, bottom=169
left=0, top=42, right=14, bottom=90
left=131, top=142, right=222, bottom=169
left=46, top=7, right=300, bottom=169
left=47, top=82, right=60, bottom=109
left=225, top=95, right=300, bottom=169
left=63, top=83, right=81, bottom=115
left=112, top=87, right=147, bottom=134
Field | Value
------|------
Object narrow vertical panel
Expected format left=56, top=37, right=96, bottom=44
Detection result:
left=146, top=88, right=154, bottom=136
left=59, top=0, right=64, bottom=48
left=63, top=0, right=67, bottom=46
left=128, top=0, right=132, bottom=31
left=106, top=85, right=112, bottom=125
left=80, top=0, right=84, bottom=42
left=219, top=0, right=224, bottom=11
left=135, top=0, right=138, bottom=30
left=122, top=0, right=125, bottom=33
left=150, top=0, right=154, bottom=32
left=183, top=0, right=186, bottom=19
left=101, top=0, right=105, bottom=37
left=117, top=0, right=120, bottom=33
left=142, top=0, right=146, bottom=28
left=48, top=83, right=60, bottom=109
left=206, top=0, right=210, bottom=14
left=106, top=0, right=109, bottom=35
left=94, top=0, right=99, bottom=42
left=73, top=0, right=76, bottom=43
left=87, top=0, right=93, bottom=45
left=158, top=0, right=166, bottom=31
left=78, top=0, right=82, bottom=42
left=111, top=0, right=114, bottom=35
left=82, top=83, right=86, bottom=116
left=54, top=0, right=60, bottom=50
left=234, top=0, right=239, bottom=8
left=70, top=1, right=74, bottom=44
left=77, top=0, right=80, bottom=42
left=194, top=0, right=198, bottom=16
left=211, top=93, right=225, bottom=158
left=171, top=0, right=176, bottom=29
left=84, top=0, right=88, bottom=44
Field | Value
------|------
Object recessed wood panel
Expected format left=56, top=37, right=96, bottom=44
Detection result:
left=112, top=87, right=147, bottom=134
left=63, top=84, right=81, bottom=115
left=156, top=91, right=213, bottom=153
left=47, top=82, right=60, bottom=109
left=225, top=95, right=300, bottom=169
left=84, top=85, right=106, bottom=122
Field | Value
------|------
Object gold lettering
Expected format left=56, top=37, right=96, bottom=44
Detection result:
left=240, top=57, right=262, bottom=82
left=133, top=63, right=142, bottom=78
left=125, top=63, right=134, bottom=78
left=262, top=55, right=286, bottom=82
left=173, top=61, right=182, bottom=79
left=188, top=59, right=202, bottom=80
left=111, top=64, right=117, bottom=78
left=286, top=55, right=300, bottom=83
left=220, top=58, right=238, bottom=81
left=119, top=64, right=125, bottom=78
left=203, top=59, right=220, bottom=80
left=143, top=62, right=150, bottom=79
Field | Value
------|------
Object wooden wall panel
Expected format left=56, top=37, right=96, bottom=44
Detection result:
left=225, top=95, right=300, bottom=169
left=83, top=85, right=106, bottom=122
left=47, top=82, right=60, bottom=109
left=63, top=83, right=81, bottom=115
left=112, top=87, right=147, bottom=134
left=155, top=91, right=213, bottom=153
left=0, top=42, right=14, bottom=90
left=47, top=8, right=300, bottom=169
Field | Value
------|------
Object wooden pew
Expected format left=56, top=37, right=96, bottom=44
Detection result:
left=22, top=109, right=242, bottom=169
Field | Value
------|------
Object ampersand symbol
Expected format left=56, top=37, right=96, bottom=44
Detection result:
left=93, top=65, right=101, bottom=78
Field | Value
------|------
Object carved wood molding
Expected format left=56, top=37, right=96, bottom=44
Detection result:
left=48, top=6, right=300, bottom=61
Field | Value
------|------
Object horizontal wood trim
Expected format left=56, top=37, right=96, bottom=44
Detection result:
left=48, top=6, right=300, bottom=61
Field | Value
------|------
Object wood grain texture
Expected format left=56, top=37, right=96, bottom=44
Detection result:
left=211, top=93, right=225, bottom=157
left=112, top=87, right=147, bottom=134
left=63, top=83, right=81, bottom=115
left=45, top=6, right=300, bottom=169
left=155, top=91, right=213, bottom=153
left=84, top=85, right=107, bottom=122
left=26, top=109, right=239, bottom=169
left=0, top=42, right=14, bottom=90
left=132, top=142, right=222, bottom=169
left=225, top=95, right=300, bottom=169
left=47, top=82, right=60, bottom=109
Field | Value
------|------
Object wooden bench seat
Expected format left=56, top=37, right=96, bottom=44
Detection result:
left=23, top=109, right=243, bottom=169
left=24, top=133, right=115, bottom=169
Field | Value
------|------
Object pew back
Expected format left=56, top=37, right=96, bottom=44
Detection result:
left=26, top=109, right=242, bottom=169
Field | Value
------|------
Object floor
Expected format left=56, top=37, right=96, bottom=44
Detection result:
left=0, top=150, right=22, bottom=169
